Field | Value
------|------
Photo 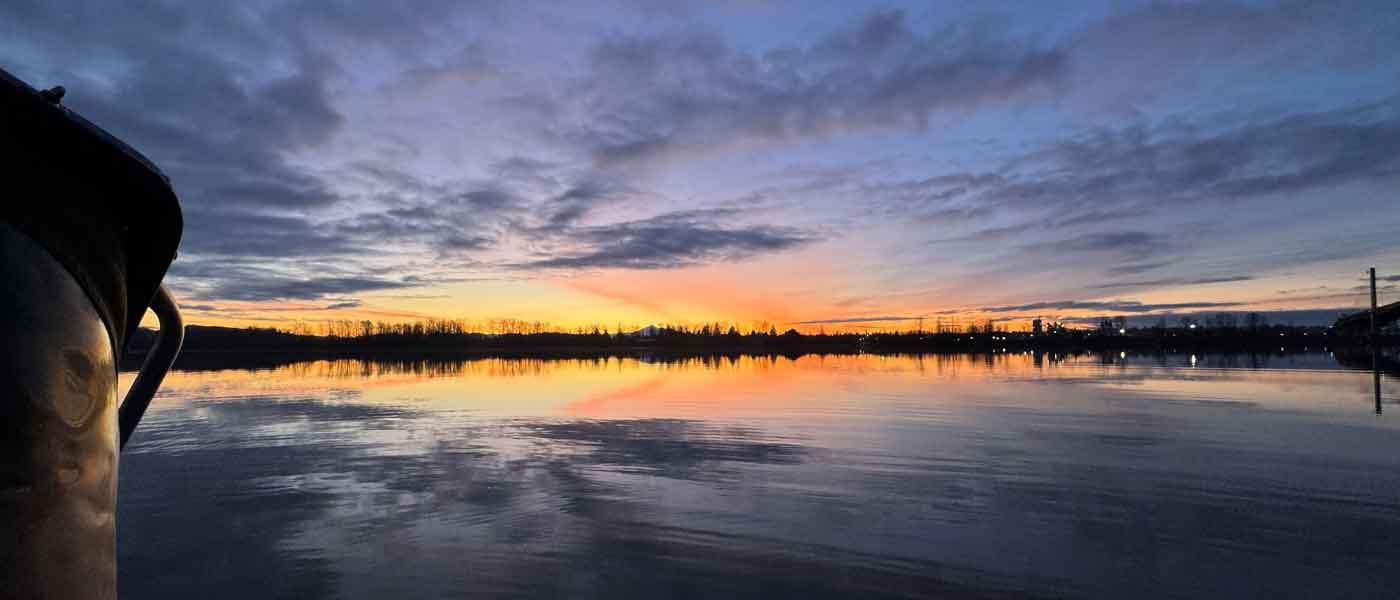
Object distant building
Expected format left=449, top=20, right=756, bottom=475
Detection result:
left=1032, top=319, right=1043, bottom=336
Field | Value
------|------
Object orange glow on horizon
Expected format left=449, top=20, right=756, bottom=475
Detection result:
left=144, top=261, right=1369, bottom=333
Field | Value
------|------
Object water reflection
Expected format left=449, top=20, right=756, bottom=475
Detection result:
left=119, top=353, right=1400, bottom=599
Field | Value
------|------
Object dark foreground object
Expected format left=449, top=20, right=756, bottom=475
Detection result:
left=1, top=67, right=183, bottom=599
left=0, top=224, right=121, bottom=599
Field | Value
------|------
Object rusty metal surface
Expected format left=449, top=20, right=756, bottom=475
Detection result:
left=0, top=223, right=118, bottom=600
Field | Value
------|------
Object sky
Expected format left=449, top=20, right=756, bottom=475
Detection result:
left=4, top=0, right=1400, bottom=330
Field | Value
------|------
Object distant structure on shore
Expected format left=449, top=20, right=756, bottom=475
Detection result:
left=630, top=325, right=661, bottom=339
left=1332, top=267, right=1397, bottom=338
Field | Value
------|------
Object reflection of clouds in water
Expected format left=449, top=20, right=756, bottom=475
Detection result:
left=118, top=355, right=1400, bottom=599
left=126, top=395, right=408, bottom=452
left=519, top=419, right=806, bottom=480
left=118, top=402, right=352, bottom=598
left=122, top=396, right=504, bottom=599
left=121, top=393, right=1047, bottom=598
left=267, top=413, right=1057, bottom=599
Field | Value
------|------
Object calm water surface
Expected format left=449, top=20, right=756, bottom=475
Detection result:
left=116, top=353, right=1400, bottom=599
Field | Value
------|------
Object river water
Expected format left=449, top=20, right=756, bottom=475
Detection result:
left=116, top=352, right=1400, bottom=599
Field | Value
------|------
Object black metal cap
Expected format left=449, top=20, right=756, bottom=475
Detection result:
left=0, top=66, right=183, bottom=355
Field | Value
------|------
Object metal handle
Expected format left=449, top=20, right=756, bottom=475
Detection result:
left=117, top=284, right=184, bottom=449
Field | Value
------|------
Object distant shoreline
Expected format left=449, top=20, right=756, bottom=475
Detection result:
left=120, top=324, right=1398, bottom=373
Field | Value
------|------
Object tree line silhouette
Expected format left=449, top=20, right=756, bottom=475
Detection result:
left=123, top=311, right=1395, bottom=362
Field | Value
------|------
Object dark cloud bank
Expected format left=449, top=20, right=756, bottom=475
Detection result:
left=4, top=1, right=1398, bottom=306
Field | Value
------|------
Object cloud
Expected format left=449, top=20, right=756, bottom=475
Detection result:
left=832, top=100, right=1400, bottom=278
left=932, top=222, right=1039, bottom=244
left=534, top=179, right=631, bottom=233
left=978, top=299, right=1244, bottom=314
left=1072, top=308, right=1358, bottom=327
left=1065, top=105, right=1400, bottom=203
left=515, top=209, right=816, bottom=270
left=169, top=258, right=417, bottom=302
left=1021, top=232, right=1172, bottom=264
left=793, top=316, right=920, bottom=325
left=191, top=275, right=414, bottom=303
left=490, top=156, right=560, bottom=182
left=1, top=1, right=523, bottom=302
left=180, top=210, right=352, bottom=258
left=331, top=185, right=523, bottom=256
left=1106, top=260, right=1176, bottom=276
left=913, top=204, right=997, bottom=225
left=6, top=2, right=1399, bottom=319
left=572, top=10, right=1065, bottom=166
left=2, top=4, right=349, bottom=214
left=1091, top=275, right=1255, bottom=290
left=1050, top=208, right=1145, bottom=229
left=1067, top=0, right=1400, bottom=97
left=948, top=102, right=1400, bottom=218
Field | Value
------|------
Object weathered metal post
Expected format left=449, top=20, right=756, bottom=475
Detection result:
left=2, top=66, right=184, bottom=600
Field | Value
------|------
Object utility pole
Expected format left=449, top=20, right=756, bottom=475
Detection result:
left=1371, top=267, right=1378, bottom=342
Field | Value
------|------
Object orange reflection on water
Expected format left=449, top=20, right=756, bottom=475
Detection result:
left=122, top=352, right=1397, bottom=424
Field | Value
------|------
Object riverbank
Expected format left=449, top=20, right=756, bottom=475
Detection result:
left=121, top=326, right=1400, bottom=374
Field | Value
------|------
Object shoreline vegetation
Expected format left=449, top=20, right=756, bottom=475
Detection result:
left=125, top=321, right=1398, bottom=372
